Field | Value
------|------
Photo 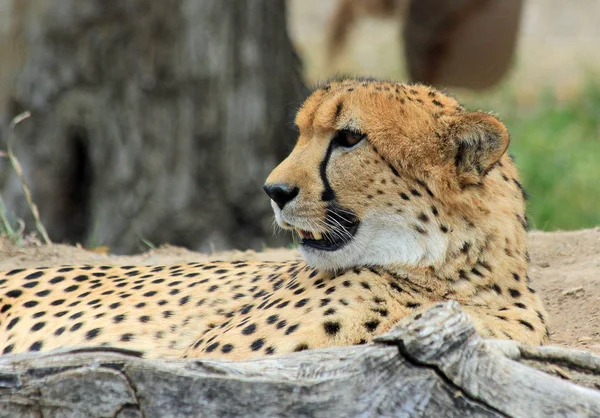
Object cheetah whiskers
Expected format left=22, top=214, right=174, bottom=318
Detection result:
left=319, top=218, right=353, bottom=242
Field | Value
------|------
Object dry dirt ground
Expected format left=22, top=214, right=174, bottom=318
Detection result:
left=1, top=228, right=600, bottom=354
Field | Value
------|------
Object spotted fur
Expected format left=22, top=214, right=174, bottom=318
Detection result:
left=0, top=77, right=548, bottom=360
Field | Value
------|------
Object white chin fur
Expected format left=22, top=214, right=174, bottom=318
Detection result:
left=299, top=211, right=449, bottom=272
left=271, top=200, right=284, bottom=226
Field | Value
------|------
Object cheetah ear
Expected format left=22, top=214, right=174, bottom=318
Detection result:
left=448, top=111, right=510, bottom=186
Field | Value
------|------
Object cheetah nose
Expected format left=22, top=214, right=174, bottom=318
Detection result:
left=263, top=183, right=299, bottom=210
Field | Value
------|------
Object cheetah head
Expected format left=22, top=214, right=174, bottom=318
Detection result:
left=264, top=78, right=510, bottom=272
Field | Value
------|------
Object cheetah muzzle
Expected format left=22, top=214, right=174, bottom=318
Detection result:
left=295, top=205, right=360, bottom=252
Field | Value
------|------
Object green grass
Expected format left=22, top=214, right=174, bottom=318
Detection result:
left=464, top=83, right=600, bottom=231
left=0, top=195, right=24, bottom=244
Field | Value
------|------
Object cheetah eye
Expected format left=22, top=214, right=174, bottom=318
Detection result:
left=332, top=129, right=366, bottom=149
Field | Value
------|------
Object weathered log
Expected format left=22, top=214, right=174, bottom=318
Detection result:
left=0, top=302, right=599, bottom=417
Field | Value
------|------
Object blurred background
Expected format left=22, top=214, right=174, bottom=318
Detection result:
left=0, top=0, right=598, bottom=254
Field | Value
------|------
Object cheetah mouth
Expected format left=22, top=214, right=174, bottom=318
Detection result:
left=295, top=206, right=360, bottom=252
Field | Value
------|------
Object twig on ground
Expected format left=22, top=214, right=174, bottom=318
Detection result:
left=0, top=193, right=20, bottom=242
left=7, top=111, right=52, bottom=245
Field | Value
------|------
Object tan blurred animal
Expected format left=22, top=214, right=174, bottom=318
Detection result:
left=326, top=0, right=409, bottom=64
left=326, top=0, right=524, bottom=90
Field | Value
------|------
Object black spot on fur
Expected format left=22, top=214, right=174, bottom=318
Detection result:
left=371, top=308, right=388, bottom=317
left=294, top=343, right=310, bottom=352
left=323, top=321, right=341, bottom=336
left=24, top=271, right=44, bottom=280
left=285, top=324, right=299, bottom=335
left=414, top=225, right=427, bottom=235
left=512, top=179, right=529, bottom=200
left=31, top=322, right=46, bottom=331
left=250, top=338, right=265, bottom=351
left=364, top=320, right=379, bottom=332
left=516, top=214, right=529, bottom=230
left=113, top=314, right=126, bottom=323
left=206, top=342, right=220, bottom=352
left=324, top=308, right=336, bottom=316
left=536, top=310, right=546, bottom=324
left=86, top=328, right=102, bottom=340
left=6, top=289, right=22, bottom=298
left=390, top=282, right=404, bottom=293
left=295, top=298, right=309, bottom=308
left=519, top=320, right=535, bottom=331
left=334, top=102, right=344, bottom=121
left=471, top=268, right=483, bottom=277
left=242, top=323, right=257, bottom=335
left=29, top=341, right=43, bottom=352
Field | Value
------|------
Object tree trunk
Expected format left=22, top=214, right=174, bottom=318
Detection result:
left=0, top=0, right=304, bottom=253
left=0, top=302, right=599, bottom=417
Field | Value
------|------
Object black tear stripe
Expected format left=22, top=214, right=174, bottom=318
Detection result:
left=383, top=269, right=433, bottom=295
left=320, top=140, right=337, bottom=201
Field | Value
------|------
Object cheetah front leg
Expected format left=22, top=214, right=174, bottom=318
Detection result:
left=461, top=304, right=549, bottom=345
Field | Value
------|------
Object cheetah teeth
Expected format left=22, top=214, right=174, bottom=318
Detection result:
left=296, top=229, right=323, bottom=241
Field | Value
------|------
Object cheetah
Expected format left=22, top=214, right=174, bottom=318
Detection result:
left=0, top=77, right=548, bottom=360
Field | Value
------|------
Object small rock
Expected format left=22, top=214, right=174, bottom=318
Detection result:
left=539, top=262, right=550, bottom=268
left=561, top=286, right=584, bottom=296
